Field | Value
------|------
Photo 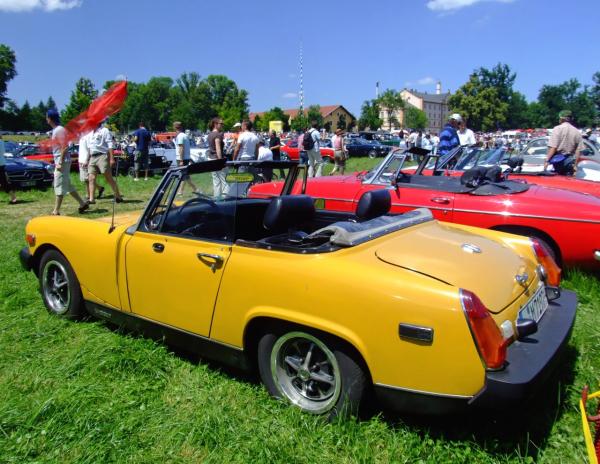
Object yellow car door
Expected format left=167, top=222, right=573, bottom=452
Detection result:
left=125, top=230, right=231, bottom=337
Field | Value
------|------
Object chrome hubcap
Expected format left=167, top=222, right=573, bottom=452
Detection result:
left=42, top=260, right=71, bottom=315
left=271, top=332, right=341, bottom=414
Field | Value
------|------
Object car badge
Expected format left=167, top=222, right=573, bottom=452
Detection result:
left=461, top=243, right=481, bottom=254
left=515, top=272, right=529, bottom=286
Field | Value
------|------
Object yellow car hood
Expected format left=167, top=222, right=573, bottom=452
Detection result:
left=375, top=222, right=534, bottom=313
left=95, top=211, right=141, bottom=227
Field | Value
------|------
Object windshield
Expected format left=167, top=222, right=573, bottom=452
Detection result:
left=362, top=153, right=406, bottom=184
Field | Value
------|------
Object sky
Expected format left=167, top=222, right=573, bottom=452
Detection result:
left=0, top=0, right=599, bottom=119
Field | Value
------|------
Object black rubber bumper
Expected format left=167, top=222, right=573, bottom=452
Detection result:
left=19, top=246, right=33, bottom=272
left=374, top=289, right=577, bottom=414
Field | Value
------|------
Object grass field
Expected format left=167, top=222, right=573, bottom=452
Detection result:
left=1, top=159, right=599, bottom=463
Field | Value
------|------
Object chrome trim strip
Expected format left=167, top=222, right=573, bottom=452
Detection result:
left=453, top=208, right=600, bottom=224
left=374, top=382, right=473, bottom=399
left=392, top=202, right=448, bottom=212
left=316, top=196, right=354, bottom=203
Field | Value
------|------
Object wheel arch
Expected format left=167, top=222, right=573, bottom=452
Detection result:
left=243, top=316, right=373, bottom=385
left=489, top=225, right=562, bottom=266
left=30, top=243, right=62, bottom=277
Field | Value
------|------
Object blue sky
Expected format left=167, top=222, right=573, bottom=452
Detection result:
left=0, top=0, right=598, bottom=118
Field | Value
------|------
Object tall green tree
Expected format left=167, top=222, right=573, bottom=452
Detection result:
left=205, top=75, right=249, bottom=130
left=261, top=106, right=289, bottom=131
left=358, top=100, right=381, bottom=131
left=404, top=106, right=428, bottom=130
left=62, top=77, right=98, bottom=123
left=376, top=89, right=404, bottom=129
left=306, top=105, right=323, bottom=128
left=535, top=79, right=597, bottom=127
left=0, top=44, right=17, bottom=108
left=290, top=110, right=308, bottom=132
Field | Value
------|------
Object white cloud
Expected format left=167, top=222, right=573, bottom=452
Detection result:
left=417, top=76, right=436, bottom=85
left=288, top=73, right=297, bottom=79
left=282, top=92, right=297, bottom=99
left=426, top=0, right=514, bottom=12
left=0, top=0, right=81, bottom=12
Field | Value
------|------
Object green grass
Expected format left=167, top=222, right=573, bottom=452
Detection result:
left=1, top=160, right=599, bottom=463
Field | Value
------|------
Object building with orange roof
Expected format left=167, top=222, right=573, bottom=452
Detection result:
left=250, top=105, right=356, bottom=132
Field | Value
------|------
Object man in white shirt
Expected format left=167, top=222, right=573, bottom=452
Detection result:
left=78, top=132, right=103, bottom=200
left=173, top=121, right=197, bottom=193
left=305, top=121, right=323, bottom=177
left=233, top=120, right=259, bottom=161
left=458, top=121, right=476, bottom=146
left=87, top=121, right=123, bottom=204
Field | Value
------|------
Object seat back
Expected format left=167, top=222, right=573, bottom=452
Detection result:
left=263, top=195, right=315, bottom=232
left=356, top=189, right=391, bottom=221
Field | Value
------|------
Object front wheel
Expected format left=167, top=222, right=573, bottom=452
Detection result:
left=257, top=329, right=366, bottom=418
left=368, top=150, right=377, bottom=159
left=38, top=250, right=85, bottom=319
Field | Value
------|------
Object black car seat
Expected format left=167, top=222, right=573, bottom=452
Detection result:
left=355, top=189, right=391, bottom=221
left=484, top=165, right=503, bottom=183
left=460, top=166, right=487, bottom=188
left=261, top=195, right=315, bottom=244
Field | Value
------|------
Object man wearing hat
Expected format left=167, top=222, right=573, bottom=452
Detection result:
left=437, top=113, right=462, bottom=156
left=544, top=110, right=583, bottom=175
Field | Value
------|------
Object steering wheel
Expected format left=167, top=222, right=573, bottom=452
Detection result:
left=178, top=195, right=217, bottom=213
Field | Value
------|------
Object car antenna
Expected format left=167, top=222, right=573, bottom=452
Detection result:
left=108, top=197, right=116, bottom=234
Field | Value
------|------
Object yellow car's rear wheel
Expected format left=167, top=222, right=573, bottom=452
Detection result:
left=257, top=329, right=366, bottom=418
left=39, top=250, right=84, bottom=319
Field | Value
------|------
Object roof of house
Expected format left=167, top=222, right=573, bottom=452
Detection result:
left=249, top=105, right=356, bottom=121
left=402, top=89, right=451, bottom=104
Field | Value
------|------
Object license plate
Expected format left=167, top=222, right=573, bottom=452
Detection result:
left=21, top=181, right=36, bottom=187
left=518, top=284, right=548, bottom=323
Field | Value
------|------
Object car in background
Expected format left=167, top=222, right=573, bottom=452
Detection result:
left=2, top=140, right=20, bottom=156
left=5, top=156, right=53, bottom=188
left=344, top=137, right=392, bottom=159
left=20, top=159, right=577, bottom=417
left=15, top=144, right=80, bottom=170
left=280, top=138, right=335, bottom=162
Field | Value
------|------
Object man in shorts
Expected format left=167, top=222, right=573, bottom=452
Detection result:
left=544, top=110, right=584, bottom=175
left=46, top=109, right=88, bottom=215
left=133, top=121, right=151, bottom=181
left=78, top=132, right=103, bottom=200
left=86, top=121, right=123, bottom=204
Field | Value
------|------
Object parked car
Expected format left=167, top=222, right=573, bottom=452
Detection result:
left=261, top=148, right=600, bottom=270
left=20, top=159, right=576, bottom=417
left=280, top=139, right=335, bottom=162
left=15, top=144, right=80, bottom=170
left=344, top=138, right=391, bottom=158
left=5, top=156, right=53, bottom=188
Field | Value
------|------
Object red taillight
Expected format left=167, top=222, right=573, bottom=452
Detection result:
left=460, top=289, right=507, bottom=370
left=531, top=239, right=561, bottom=286
left=25, top=233, right=36, bottom=247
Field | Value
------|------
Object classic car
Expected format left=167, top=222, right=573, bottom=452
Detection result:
left=280, top=139, right=335, bottom=162
left=20, top=159, right=576, bottom=417
left=344, top=137, right=392, bottom=159
left=5, top=156, right=53, bottom=188
left=253, top=149, right=600, bottom=270
left=428, top=145, right=600, bottom=197
left=15, top=144, right=80, bottom=171
left=519, top=136, right=600, bottom=181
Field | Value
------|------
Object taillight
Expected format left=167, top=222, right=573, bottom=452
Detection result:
left=531, top=238, right=561, bottom=286
left=460, top=289, right=507, bottom=370
left=25, top=233, right=36, bottom=247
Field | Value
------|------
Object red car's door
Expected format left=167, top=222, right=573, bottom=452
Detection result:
left=282, top=141, right=300, bottom=160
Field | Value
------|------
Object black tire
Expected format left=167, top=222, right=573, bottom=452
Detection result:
left=38, top=250, right=85, bottom=319
left=368, top=150, right=377, bottom=159
left=128, top=166, right=135, bottom=177
left=257, top=328, right=366, bottom=419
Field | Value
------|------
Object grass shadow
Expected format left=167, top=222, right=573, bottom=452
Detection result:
left=377, top=343, right=579, bottom=460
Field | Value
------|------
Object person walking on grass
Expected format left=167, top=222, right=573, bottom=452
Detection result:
left=0, top=136, right=17, bottom=204
left=329, top=128, right=346, bottom=175
left=78, top=131, right=104, bottom=201
left=133, top=121, right=151, bottom=181
left=174, top=121, right=198, bottom=194
left=46, top=109, right=88, bottom=216
left=86, top=121, right=123, bottom=205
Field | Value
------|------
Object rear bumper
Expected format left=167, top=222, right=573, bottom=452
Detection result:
left=19, top=246, right=33, bottom=272
left=374, top=289, right=577, bottom=414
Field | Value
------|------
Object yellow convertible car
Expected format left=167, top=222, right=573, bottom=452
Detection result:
left=20, top=159, right=577, bottom=417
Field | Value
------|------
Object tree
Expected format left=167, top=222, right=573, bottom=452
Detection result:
left=376, top=89, right=404, bottom=129
left=404, top=106, right=428, bottom=130
left=62, top=77, right=98, bottom=123
left=260, top=106, right=289, bottom=131
left=592, top=72, right=600, bottom=115
left=506, top=91, right=530, bottom=129
left=0, top=44, right=17, bottom=108
left=358, top=99, right=381, bottom=131
left=448, top=73, right=508, bottom=131
left=205, top=75, right=249, bottom=130
left=478, top=63, right=515, bottom=104
left=290, top=110, right=308, bottom=132
left=30, top=100, right=49, bottom=131
left=535, top=79, right=597, bottom=128
left=306, top=105, right=323, bottom=128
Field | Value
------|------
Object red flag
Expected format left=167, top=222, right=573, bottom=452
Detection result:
left=40, top=80, right=128, bottom=151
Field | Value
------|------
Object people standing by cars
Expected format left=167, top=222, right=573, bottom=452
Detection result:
left=421, top=133, right=434, bottom=151
left=0, top=136, right=17, bottom=204
left=304, top=120, right=323, bottom=177
left=269, top=131, right=281, bottom=161
left=437, top=114, right=462, bottom=156
left=78, top=132, right=104, bottom=201
left=458, top=120, right=476, bottom=146
left=86, top=121, right=123, bottom=205
left=233, top=120, right=259, bottom=161
left=174, top=121, right=198, bottom=193
left=297, top=130, right=307, bottom=165
left=133, top=121, right=152, bottom=181
left=46, top=109, right=89, bottom=215
left=207, top=117, right=228, bottom=197
left=544, top=110, right=583, bottom=176
left=330, top=128, right=346, bottom=175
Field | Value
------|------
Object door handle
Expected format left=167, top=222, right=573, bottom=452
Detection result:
left=197, top=253, right=223, bottom=272
left=152, top=243, right=165, bottom=253
left=431, top=197, right=451, bottom=205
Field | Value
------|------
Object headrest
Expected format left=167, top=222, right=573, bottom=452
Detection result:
left=484, top=165, right=502, bottom=183
left=263, top=195, right=315, bottom=231
left=506, top=156, right=524, bottom=169
left=356, top=189, right=391, bottom=221
left=460, top=166, right=487, bottom=188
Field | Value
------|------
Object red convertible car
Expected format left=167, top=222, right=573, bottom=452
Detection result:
left=432, top=146, right=600, bottom=197
left=280, top=139, right=335, bottom=162
left=251, top=149, right=600, bottom=270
